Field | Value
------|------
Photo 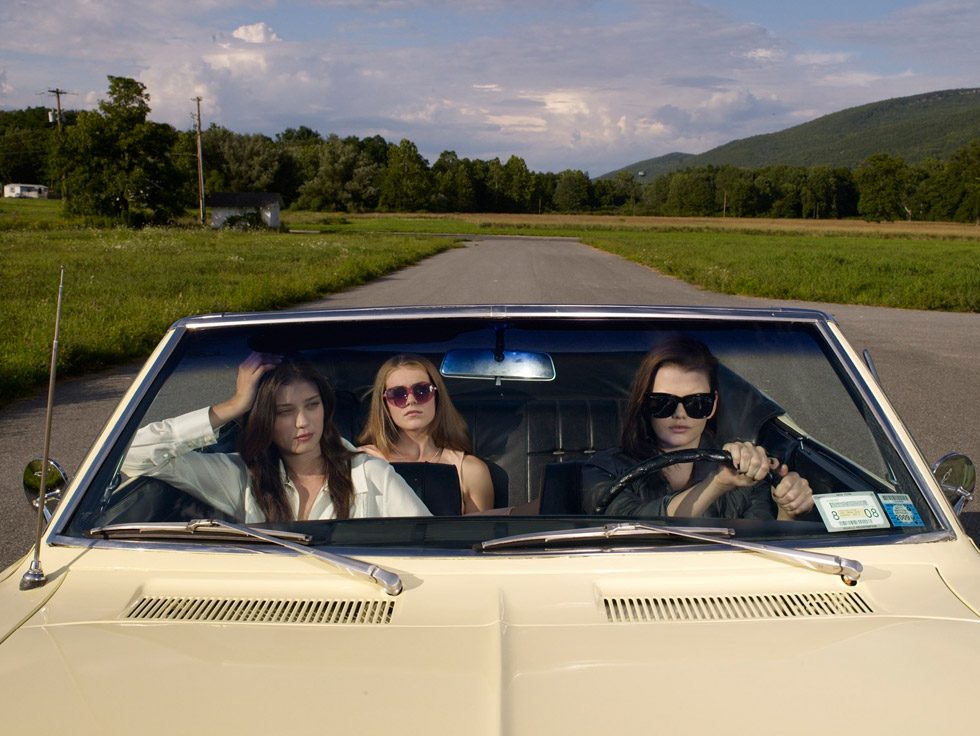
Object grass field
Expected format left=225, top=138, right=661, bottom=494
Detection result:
left=0, top=218, right=458, bottom=404
left=2, top=199, right=978, bottom=405
left=294, top=211, right=980, bottom=310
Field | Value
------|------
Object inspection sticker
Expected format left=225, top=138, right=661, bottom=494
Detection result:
left=878, top=493, right=925, bottom=527
left=814, top=492, right=890, bottom=532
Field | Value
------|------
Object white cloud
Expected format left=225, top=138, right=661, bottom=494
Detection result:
left=485, top=114, right=548, bottom=133
left=795, top=51, right=852, bottom=66
left=231, top=22, right=280, bottom=44
left=0, top=0, right=976, bottom=174
left=743, top=47, right=785, bottom=63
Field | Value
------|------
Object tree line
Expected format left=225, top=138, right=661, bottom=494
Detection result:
left=2, top=76, right=978, bottom=225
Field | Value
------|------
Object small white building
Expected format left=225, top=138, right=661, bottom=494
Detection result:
left=206, top=192, right=281, bottom=229
left=3, top=183, right=49, bottom=199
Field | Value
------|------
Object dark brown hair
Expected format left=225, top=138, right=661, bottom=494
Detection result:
left=241, top=361, right=356, bottom=521
left=357, top=354, right=474, bottom=456
left=621, top=336, right=719, bottom=458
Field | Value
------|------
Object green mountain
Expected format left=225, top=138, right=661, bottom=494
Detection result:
left=603, top=88, right=980, bottom=179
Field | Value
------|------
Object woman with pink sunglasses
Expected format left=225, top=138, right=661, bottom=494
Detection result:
left=359, top=354, right=494, bottom=514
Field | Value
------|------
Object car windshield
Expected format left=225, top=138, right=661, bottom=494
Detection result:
left=61, top=310, right=941, bottom=549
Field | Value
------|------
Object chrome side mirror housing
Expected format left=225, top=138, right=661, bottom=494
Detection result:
left=932, top=453, right=976, bottom=516
left=23, top=458, right=70, bottom=523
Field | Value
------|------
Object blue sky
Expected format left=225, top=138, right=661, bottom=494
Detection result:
left=1, top=1, right=978, bottom=175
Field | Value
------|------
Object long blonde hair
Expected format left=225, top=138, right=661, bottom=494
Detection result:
left=358, top=354, right=474, bottom=456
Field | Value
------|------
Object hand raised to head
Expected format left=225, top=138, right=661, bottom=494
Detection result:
left=209, top=352, right=282, bottom=428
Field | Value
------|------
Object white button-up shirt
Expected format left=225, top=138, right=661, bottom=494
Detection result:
left=121, top=407, right=431, bottom=521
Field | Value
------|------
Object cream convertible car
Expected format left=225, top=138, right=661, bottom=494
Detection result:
left=3, top=305, right=978, bottom=735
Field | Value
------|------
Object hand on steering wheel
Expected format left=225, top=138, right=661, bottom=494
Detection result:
left=592, top=448, right=781, bottom=515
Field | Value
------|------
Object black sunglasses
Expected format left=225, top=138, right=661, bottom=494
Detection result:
left=383, top=382, right=437, bottom=408
left=645, top=392, right=716, bottom=419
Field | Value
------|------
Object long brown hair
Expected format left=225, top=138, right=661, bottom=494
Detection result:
left=358, top=354, right=474, bottom=456
left=621, top=336, right=719, bottom=458
left=241, top=361, right=356, bottom=521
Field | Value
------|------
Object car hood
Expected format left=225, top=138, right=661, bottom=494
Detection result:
left=2, top=552, right=978, bottom=735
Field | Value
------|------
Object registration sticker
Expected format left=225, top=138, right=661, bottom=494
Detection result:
left=878, top=493, right=925, bottom=527
left=814, top=493, right=890, bottom=532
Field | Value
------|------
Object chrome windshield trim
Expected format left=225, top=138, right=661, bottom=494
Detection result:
left=174, top=303, right=836, bottom=330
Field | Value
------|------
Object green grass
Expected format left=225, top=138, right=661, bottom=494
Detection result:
left=3, top=205, right=978, bottom=405
left=0, top=197, right=80, bottom=229
left=294, top=213, right=980, bottom=311
left=0, top=226, right=457, bottom=404
left=582, top=230, right=980, bottom=311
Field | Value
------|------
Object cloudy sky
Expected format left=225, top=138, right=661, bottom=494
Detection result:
left=1, top=1, right=978, bottom=175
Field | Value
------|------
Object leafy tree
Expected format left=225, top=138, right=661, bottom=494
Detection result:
left=713, top=166, right=755, bottom=217
left=666, top=169, right=715, bottom=216
left=802, top=166, right=858, bottom=219
left=55, top=76, right=184, bottom=224
left=855, top=154, right=914, bottom=221
left=944, top=139, right=980, bottom=223
left=296, top=134, right=382, bottom=212
left=217, top=133, right=284, bottom=192
left=378, top=139, right=432, bottom=211
left=431, top=150, right=476, bottom=212
left=553, top=169, right=591, bottom=212
left=0, top=107, right=64, bottom=187
left=501, top=155, right=532, bottom=212
left=528, top=171, right=558, bottom=214
left=593, top=171, right=641, bottom=212
left=276, top=127, right=323, bottom=205
left=641, top=173, right=671, bottom=215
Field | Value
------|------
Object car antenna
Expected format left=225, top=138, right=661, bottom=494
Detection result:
left=21, top=266, right=65, bottom=591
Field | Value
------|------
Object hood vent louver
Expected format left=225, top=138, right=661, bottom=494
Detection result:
left=603, top=591, right=873, bottom=623
left=125, top=596, right=396, bottom=625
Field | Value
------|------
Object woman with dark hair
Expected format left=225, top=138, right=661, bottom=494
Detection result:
left=122, top=352, right=430, bottom=521
left=583, top=336, right=812, bottom=520
left=358, top=354, right=493, bottom=513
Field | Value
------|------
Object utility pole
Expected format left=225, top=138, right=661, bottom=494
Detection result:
left=193, top=96, right=206, bottom=226
left=41, top=88, right=73, bottom=198
left=46, top=88, right=68, bottom=131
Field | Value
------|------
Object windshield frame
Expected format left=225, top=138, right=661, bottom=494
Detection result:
left=45, top=305, right=957, bottom=553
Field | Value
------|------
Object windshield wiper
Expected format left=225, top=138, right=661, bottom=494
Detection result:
left=477, top=522, right=863, bottom=585
left=87, top=519, right=403, bottom=596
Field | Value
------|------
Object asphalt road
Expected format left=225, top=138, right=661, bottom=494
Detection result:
left=3, top=236, right=977, bottom=567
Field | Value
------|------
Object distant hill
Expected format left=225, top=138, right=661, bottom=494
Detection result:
left=602, top=88, right=980, bottom=179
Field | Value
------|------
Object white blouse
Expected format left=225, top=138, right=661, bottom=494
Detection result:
left=121, top=407, right=431, bottom=522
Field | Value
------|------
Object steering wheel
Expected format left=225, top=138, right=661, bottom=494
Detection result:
left=592, top=448, right=734, bottom=514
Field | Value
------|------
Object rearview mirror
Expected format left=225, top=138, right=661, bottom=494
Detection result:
left=440, top=349, right=556, bottom=382
left=23, top=458, right=70, bottom=522
left=932, top=453, right=976, bottom=516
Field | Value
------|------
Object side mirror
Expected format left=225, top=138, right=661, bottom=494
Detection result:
left=23, top=458, right=70, bottom=522
left=932, top=453, right=976, bottom=516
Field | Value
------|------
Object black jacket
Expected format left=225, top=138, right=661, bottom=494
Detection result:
left=581, top=437, right=776, bottom=520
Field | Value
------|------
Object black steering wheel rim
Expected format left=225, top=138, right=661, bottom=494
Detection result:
left=592, top=448, right=732, bottom=514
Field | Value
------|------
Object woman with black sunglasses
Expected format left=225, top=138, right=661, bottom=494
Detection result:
left=358, top=354, right=494, bottom=514
left=582, top=336, right=813, bottom=520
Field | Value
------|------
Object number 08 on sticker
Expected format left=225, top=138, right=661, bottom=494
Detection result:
left=814, top=492, right=891, bottom=532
